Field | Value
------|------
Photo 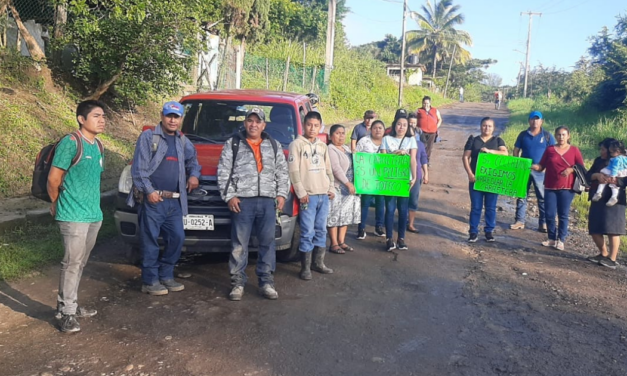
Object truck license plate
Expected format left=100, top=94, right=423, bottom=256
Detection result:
left=183, top=215, right=214, bottom=230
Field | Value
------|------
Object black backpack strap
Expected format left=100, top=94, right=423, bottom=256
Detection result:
left=223, top=134, right=241, bottom=197
left=69, top=131, right=84, bottom=168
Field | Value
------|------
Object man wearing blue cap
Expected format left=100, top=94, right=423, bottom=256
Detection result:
left=127, top=101, right=201, bottom=295
left=510, top=111, right=555, bottom=232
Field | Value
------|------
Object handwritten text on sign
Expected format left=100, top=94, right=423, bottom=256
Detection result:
left=353, top=153, right=411, bottom=197
left=474, top=153, right=532, bottom=198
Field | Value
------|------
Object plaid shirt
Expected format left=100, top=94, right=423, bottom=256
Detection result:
left=126, top=124, right=201, bottom=215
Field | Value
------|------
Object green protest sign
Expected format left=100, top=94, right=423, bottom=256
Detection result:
left=353, top=153, right=411, bottom=197
left=474, top=154, right=532, bottom=198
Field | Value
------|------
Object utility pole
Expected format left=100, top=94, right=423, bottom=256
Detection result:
left=323, top=0, right=337, bottom=90
left=443, top=44, right=457, bottom=99
left=398, top=0, right=408, bottom=107
left=516, top=62, right=523, bottom=97
left=521, top=11, right=541, bottom=98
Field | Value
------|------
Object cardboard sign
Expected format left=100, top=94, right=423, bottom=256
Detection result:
left=474, top=154, right=532, bottom=198
left=353, top=153, right=411, bottom=197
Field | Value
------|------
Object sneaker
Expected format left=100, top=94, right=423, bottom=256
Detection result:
left=591, top=192, right=603, bottom=202
left=160, top=279, right=185, bottom=292
left=542, top=240, right=557, bottom=248
left=485, top=232, right=495, bottom=242
left=467, top=233, right=478, bottom=243
left=599, top=257, right=619, bottom=269
left=587, top=254, right=605, bottom=264
left=59, top=314, right=80, bottom=333
left=397, top=238, right=408, bottom=250
left=76, top=306, right=97, bottom=318
left=510, top=222, right=525, bottom=230
left=141, top=283, right=168, bottom=296
left=229, top=285, right=244, bottom=301
left=555, top=240, right=565, bottom=251
left=538, top=223, right=548, bottom=233
left=357, top=228, right=366, bottom=240
left=607, top=197, right=618, bottom=206
left=374, top=226, right=386, bottom=237
left=386, top=239, right=396, bottom=252
left=259, top=284, right=278, bottom=300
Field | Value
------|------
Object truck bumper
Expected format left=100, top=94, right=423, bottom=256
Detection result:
left=114, top=210, right=297, bottom=253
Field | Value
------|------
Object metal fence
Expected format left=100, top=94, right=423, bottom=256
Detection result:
left=1, top=0, right=53, bottom=52
left=12, top=0, right=54, bottom=24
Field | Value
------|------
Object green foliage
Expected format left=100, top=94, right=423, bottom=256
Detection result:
left=406, top=0, right=472, bottom=78
left=267, top=0, right=327, bottom=43
left=59, top=0, right=223, bottom=104
left=354, top=34, right=402, bottom=64
left=0, top=207, right=117, bottom=281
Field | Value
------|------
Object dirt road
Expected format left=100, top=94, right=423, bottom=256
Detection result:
left=1, top=102, right=626, bottom=376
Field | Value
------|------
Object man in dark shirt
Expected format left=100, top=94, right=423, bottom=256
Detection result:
left=350, top=110, right=377, bottom=153
left=129, top=101, right=201, bottom=296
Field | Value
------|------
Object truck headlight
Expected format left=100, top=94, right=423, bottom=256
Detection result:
left=118, top=165, right=133, bottom=194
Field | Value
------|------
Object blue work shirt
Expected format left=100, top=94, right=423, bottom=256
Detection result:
left=514, top=128, right=556, bottom=164
left=350, top=122, right=369, bottom=142
left=149, top=134, right=180, bottom=192
left=127, top=124, right=202, bottom=216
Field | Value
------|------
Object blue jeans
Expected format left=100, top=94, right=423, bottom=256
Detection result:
left=138, top=199, right=184, bottom=285
left=230, top=197, right=276, bottom=287
left=469, top=183, right=499, bottom=235
left=544, top=189, right=575, bottom=242
left=409, top=180, right=423, bottom=212
left=359, top=194, right=385, bottom=231
left=385, top=196, right=409, bottom=240
left=515, top=170, right=546, bottom=226
left=298, top=194, right=329, bottom=253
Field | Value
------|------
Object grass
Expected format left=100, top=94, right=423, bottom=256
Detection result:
left=501, top=97, right=627, bottom=251
left=0, top=206, right=118, bottom=281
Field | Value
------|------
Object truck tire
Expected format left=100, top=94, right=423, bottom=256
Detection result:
left=125, top=245, right=142, bottom=266
left=276, top=223, right=300, bottom=263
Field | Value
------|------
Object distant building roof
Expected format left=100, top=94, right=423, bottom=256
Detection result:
left=386, top=64, right=426, bottom=71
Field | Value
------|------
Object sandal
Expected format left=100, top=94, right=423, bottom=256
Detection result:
left=407, top=226, right=419, bottom=233
left=329, top=245, right=345, bottom=254
left=339, top=243, right=354, bottom=252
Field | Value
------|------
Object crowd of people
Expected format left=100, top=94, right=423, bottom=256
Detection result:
left=464, top=110, right=624, bottom=271
left=47, top=98, right=622, bottom=333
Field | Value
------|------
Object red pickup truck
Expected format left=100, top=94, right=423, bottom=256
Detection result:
left=114, top=89, right=326, bottom=263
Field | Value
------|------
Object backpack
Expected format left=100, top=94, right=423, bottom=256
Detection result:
left=222, top=133, right=279, bottom=197
left=32, top=132, right=104, bottom=202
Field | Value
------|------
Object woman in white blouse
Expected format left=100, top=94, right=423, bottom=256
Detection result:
left=355, top=120, right=387, bottom=240
left=380, top=114, right=418, bottom=252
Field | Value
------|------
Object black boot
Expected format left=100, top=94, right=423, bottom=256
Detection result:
left=312, top=246, right=333, bottom=274
left=299, top=251, right=312, bottom=280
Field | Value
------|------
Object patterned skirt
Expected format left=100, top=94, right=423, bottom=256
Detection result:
left=327, top=187, right=361, bottom=227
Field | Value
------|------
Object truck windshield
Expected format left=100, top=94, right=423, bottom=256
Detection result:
left=181, top=100, right=298, bottom=146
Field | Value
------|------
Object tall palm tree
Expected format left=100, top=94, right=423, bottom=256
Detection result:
left=406, top=0, right=472, bottom=79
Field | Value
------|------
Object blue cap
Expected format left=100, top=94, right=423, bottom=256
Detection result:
left=162, top=101, right=184, bottom=117
left=528, top=111, right=543, bottom=120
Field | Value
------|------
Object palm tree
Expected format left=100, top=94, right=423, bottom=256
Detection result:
left=406, top=0, right=472, bottom=79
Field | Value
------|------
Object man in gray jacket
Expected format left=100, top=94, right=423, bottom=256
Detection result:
left=217, top=107, right=290, bottom=301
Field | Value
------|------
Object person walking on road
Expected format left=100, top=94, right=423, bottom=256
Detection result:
left=462, top=117, right=508, bottom=243
left=459, top=87, right=464, bottom=102
left=288, top=112, right=335, bottom=280
left=355, top=120, right=387, bottom=239
left=510, top=111, right=555, bottom=232
left=218, top=107, right=290, bottom=301
left=416, top=96, right=442, bottom=161
left=380, top=114, right=418, bottom=252
left=327, top=124, right=360, bottom=253
left=408, top=118, right=429, bottom=233
left=350, top=110, right=377, bottom=153
left=48, top=100, right=106, bottom=333
left=127, top=101, right=201, bottom=296
left=532, top=126, right=584, bottom=251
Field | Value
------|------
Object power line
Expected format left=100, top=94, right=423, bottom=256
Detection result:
left=349, top=11, right=399, bottom=23
left=544, top=0, right=593, bottom=15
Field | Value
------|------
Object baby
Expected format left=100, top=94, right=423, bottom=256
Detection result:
left=592, top=140, right=627, bottom=206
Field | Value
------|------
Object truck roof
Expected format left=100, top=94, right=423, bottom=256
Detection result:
left=181, top=89, right=309, bottom=105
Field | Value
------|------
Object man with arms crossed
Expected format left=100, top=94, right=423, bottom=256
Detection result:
left=218, top=107, right=290, bottom=301
left=416, top=96, right=442, bottom=161
left=510, top=111, right=555, bottom=232
left=289, top=112, right=335, bottom=280
left=127, top=101, right=201, bottom=296
left=48, top=100, right=106, bottom=333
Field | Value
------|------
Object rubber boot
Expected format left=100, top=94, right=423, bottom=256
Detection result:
left=312, top=246, right=334, bottom=274
left=299, top=251, right=312, bottom=280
